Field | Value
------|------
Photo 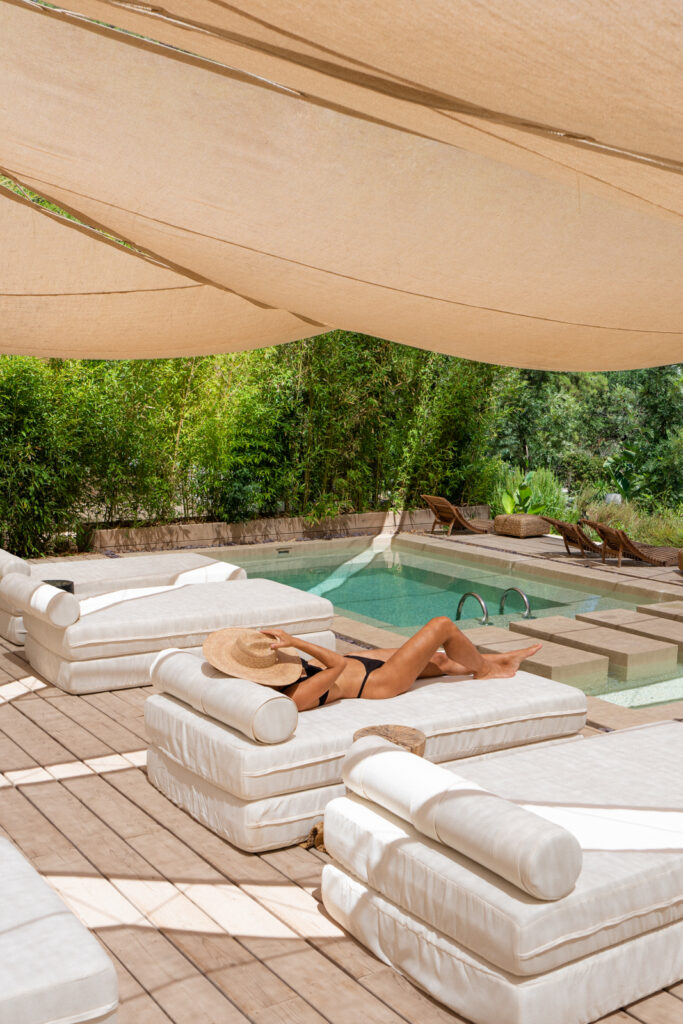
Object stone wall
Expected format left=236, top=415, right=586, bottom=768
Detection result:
left=91, top=506, right=490, bottom=552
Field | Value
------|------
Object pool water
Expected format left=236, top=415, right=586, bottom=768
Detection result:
left=223, top=538, right=644, bottom=634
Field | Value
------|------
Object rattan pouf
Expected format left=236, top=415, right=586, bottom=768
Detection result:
left=494, top=513, right=548, bottom=538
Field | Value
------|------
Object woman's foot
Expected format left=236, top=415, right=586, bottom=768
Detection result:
left=473, top=644, right=542, bottom=679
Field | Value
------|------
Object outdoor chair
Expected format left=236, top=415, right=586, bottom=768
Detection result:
left=421, top=494, right=495, bottom=535
left=541, top=515, right=617, bottom=558
left=322, top=721, right=683, bottom=1024
left=581, top=519, right=681, bottom=568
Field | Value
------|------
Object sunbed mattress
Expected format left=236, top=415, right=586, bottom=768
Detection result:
left=322, top=864, right=683, bottom=1024
left=0, top=837, right=119, bottom=1024
left=325, top=722, right=683, bottom=975
left=145, top=672, right=586, bottom=801
left=25, top=578, right=334, bottom=659
left=25, top=631, right=335, bottom=694
left=148, top=746, right=344, bottom=852
left=28, top=550, right=242, bottom=597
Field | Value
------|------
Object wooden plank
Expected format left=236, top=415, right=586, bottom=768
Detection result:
left=104, top=767, right=281, bottom=886
left=94, top=769, right=412, bottom=1024
left=15, top=694, right=112, bottom=760
left=0, top=702, right=75, bottom=765
left=98, top=944, right=174, bottom=1024
left=73, top=772, right=407, bottom=1024
left=627, top=993, right=683, bottom=1024
left=0, top=727, right=38, bottom=772
left=99, top=925, right=252, bottom=1024
left=668, top=983, right=683, bottom=1000
left=83, top=691, right=148, bottom=742
left=41, top=691, right=143, bottom=752
left=2, top=782, right=252, bottom=1023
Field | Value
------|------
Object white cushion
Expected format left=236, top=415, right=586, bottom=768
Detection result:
left=322, top=864, right=683, bottom=1024
left=342, top=736, right=581, bottom=899
left=29, top=550, right=245, bottom=597
left=151, top=649, right=298, bottom=743
left=0, top=548, right=30, bottom=577
left=145, top=672, right=586, bottom=802
left=0, top=837, right=118, bottom=1024
left=324, top=721, right=683, bottom=975
left=0, top=575, right=80, bottom=627
left=147, top=746, right=344, bottom=852
left=25, top=578, right=334, bottom=659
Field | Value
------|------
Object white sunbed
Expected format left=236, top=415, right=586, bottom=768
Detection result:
left=145, top=648, right=588, bottom=852
left=322, top=721, right=683, bottom=1024
left=0, top=836, right=119, bottom=1023
left=0, top=546, right=245, bottom=644
left=0, top=575, right=335, bottom=693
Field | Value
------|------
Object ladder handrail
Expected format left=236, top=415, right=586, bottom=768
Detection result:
left=455, top=592, right=489, bottom=625
left=499, top=586, right=531, bottom=618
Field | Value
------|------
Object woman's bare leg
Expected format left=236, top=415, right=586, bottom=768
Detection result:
left=364, top=617, right=540, bottom=699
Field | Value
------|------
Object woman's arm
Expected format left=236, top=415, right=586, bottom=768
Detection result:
left=262, top=628, right=345, bottom=669
left=283, top=662, right=346, bottom=711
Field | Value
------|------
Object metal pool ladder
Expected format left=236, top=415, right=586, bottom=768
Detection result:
left=499, top=587, right=532, bottom=618
left=455, top=592, right=489, bottom=625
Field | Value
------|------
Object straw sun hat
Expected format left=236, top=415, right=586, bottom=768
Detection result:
left=203, top=628, right=302, bottom=687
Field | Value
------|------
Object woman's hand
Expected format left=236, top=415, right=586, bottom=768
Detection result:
left=262, top=628, right=296, bottom=650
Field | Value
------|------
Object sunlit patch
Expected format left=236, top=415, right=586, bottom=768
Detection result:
left=179, top=881, right=296, bottom=939
left=4, top=766, right=52, bottom=785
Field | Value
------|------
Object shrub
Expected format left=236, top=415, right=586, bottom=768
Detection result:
left=491, top=466, right=567, bottom=518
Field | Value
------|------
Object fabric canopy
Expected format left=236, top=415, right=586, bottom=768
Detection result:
left=0, top=187, right=317, bottom=358
left=0, top=0, right=681, bottom=369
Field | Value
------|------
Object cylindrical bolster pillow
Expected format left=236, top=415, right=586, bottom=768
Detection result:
left=0, top=550, right=30, bottom=579
left=151, top=649, right=298, bottom=744
left=0, top=575, right=80, bottom=627
left=343, top=737, right=582, bottom=901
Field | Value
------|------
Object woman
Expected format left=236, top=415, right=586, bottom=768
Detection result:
left=263, top=616, right=541, bottom=711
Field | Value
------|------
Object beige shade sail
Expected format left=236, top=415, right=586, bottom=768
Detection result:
left=27, top=0, right=683, bottom=167
left=0, top=187, right=318, bottom=358
left=0, top=0, right=682, bottom=369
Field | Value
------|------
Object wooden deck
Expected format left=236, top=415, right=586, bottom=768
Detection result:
left=0, top=633, right=681, bottom=1024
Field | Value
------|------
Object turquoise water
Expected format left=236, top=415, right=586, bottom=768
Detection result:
left=223, top=541, right=644, bottom=634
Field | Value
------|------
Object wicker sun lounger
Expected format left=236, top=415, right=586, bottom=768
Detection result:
left=541, top=516, right=616, bottom=558
left=581, top=519, right=681, bottom=567
left=422, top=494, right=495, bottom=535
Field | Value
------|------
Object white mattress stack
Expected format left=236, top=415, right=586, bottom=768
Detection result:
left=1, top=575, right=335, bottom=693
left=145, top=653, right=587, bottom=852
left=0, top=546, right=246, bottom=644
left=322, top=722, right=683, bottom=1024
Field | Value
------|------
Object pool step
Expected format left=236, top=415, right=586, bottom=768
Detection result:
left=637, top=600, right=683, bottom=624
left=509, top=615, right=678, bottom=682
left=576, top=609, right=683, bottom=661
left=462, top=626, right=609, bottom=686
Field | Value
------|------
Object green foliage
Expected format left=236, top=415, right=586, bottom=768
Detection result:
left=492, top=467, right=567, bottom=518
left=0, top=342, right=679, bottom=557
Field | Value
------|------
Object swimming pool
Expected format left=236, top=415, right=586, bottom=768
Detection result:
left=217, top=536, right=645, bottom=633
